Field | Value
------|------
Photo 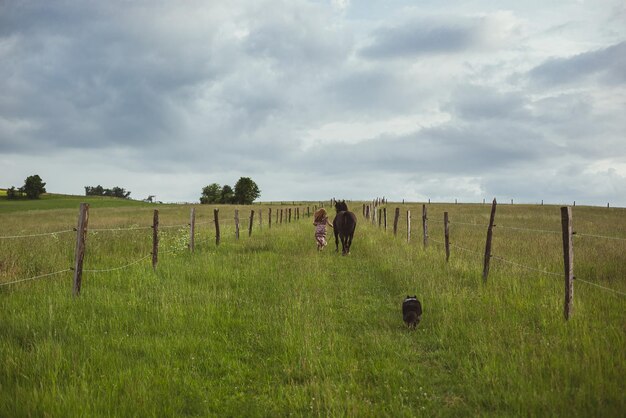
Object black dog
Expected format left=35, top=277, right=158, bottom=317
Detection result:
left=402, top=296, right=422, bottom=329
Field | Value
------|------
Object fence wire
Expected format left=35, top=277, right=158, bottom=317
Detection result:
left=496, top=225, right=561, bottom=235
left=574, top=278, right=626, bottom=297
left=83, top=254, right=152, bottom=273
left=418, top=228, right=624, bottom=297
left=0, top=229, right=74, bottom=239
left=449, top=221, right=490, bottom=228
left=490, top=255, right=562, bottom=277
left=575, top=232, right=626, bottom=242
left=0, top=269, right=72, bottom=287
left=90, top=226, right=153, bottom=232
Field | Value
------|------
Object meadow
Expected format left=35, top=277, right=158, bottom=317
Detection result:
left=1, top=195, right=625, bottom=416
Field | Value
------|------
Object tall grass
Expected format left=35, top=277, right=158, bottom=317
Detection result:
left=1, top=199, right=625, bottom=416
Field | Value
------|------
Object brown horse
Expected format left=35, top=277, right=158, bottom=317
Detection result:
left=333, top=200, right=357, bottom=255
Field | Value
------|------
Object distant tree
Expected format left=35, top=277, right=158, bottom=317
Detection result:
left=85, top=185, right=130, bottom=198
left=234, top=177, right=260, bottom=204
left=220, top=185, right=235, bottom=204
left=22, top=175, right=46, bottom=199
left=6, top=186, right=23, bottom=200
left=85, top=185, right=105, bottom=196
left=110, top=186, right=131, bottom=199
left=200, top=183, right=221, bottom=204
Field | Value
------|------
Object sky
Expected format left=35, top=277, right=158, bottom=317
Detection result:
left=1, top=0, right=625, bottom=205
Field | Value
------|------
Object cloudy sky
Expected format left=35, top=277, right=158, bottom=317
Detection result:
left=1, top=0, right=625, bottom=205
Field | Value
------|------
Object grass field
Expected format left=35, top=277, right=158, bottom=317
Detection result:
left=1, top=197, right=625, bottom=416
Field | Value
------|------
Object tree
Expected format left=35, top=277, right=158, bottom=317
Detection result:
left=85, top=185, right=130, bottom=198
left=6, top=186, right=22, bottom=199
left=85, top=185, right=105, bottom=196
left=110, top=186, right=131, bottom=199
left=200, top=183, right=221, bottom=204
left=220, top=185, right=234, bottom=204
left=22, top=175, right=46, bottom=199
left=234, top=177, right=260, bottom=204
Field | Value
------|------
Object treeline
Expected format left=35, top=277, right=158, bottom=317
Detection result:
left=200, top=177, right=260, bottom=205
left=85, top=185, right=131, bottom=199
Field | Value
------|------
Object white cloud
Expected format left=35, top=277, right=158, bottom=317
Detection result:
left=301, top=111, right=450, bottom=149
left=331, top=0, right=350, bottom=12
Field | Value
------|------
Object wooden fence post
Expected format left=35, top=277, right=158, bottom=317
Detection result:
left=235, top=209, right=240, bottom=240
left=444, top=212, right=450, bottom=262
left=384, top=207, right=387, bottom=231
left=152, top=209, right=159, bottom=271
left=561, top=206, right=574, bottom=320
left=259, top=209, right=263, bottom=229
left=189, top=207, right=195, bottom=252
left=422, top=204, right=428, bottom=248
left=378, top=208, right=382, bottom=227
left=307, top=207, right=310, bottom=217
left=280, top=209, right=283, bottom=224
left=73, top=203, right=89, bottom=296
left=249, top=210, right=255, bottom=237
left=393, top=207, right=400, bottom=236
left=269, top=208, right=272, bottom=229
left=407, top=210, right=411, bottom=243
left=483, top=199, right=497, bottom=282
left=214, top=209, right=220, bottom=246
left=366, top=205, right=370, bottom=220
left=289, top=208, right=292, bottom=223
left=363, top=204, right=366, bottom=217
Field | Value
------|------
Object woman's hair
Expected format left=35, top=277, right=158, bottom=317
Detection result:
left=314, top=208, right=327, bottom=223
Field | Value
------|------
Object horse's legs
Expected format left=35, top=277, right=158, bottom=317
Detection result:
left=346, top=232, right=353, bottom=254
left=341, top=235, right=349, bottom=255
left=334, top=229, right=339, bottom=253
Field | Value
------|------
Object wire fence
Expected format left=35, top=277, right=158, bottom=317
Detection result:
left=83, top=254, right=153, bottom=273
left=431, top=229, right=626, bottom=300
left=2, top=202, right=625, bottom=303
left=0, top=269, right=72, bottom=287
left=575, top=232, right=626, bottom=242
left=365, top=201, right=626, bottom=302
left=0, top=229, right=75, bottom=239
left=0, top=205, right=314, bottom=290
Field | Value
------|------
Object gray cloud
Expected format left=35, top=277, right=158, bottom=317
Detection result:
left=444, top=85, right=529, bottom=121
left=359, top=13, right=518, bottom=60
left=360, top=22, right=477, bottom=59
left=0, top=1, right=624, bottom=206
left=529, top=41, right=626, bottom=86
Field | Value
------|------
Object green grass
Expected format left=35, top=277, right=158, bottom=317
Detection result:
left=1, top=199, right=625, bottom=416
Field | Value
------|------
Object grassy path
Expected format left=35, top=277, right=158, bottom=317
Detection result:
left=1, top=211, right=625, bottom=416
